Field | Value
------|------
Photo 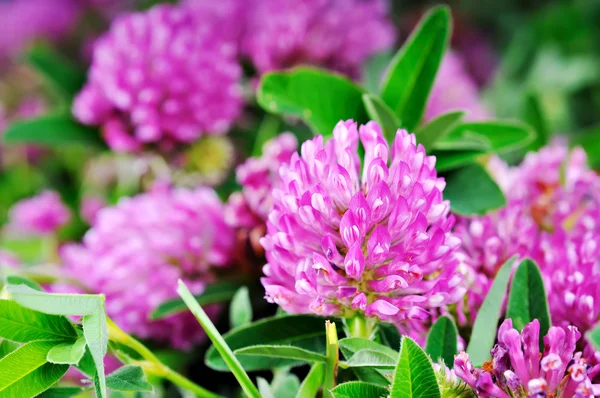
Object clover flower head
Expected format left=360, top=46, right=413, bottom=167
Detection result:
left=8, top=190, right=71, bottom=236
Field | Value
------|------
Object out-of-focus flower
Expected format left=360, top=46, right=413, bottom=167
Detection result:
left=8, top=190, right=71, bottom=236
left=260, top=120, right=464, bottom=323
left=80, top=196, right=105, bottom=225
left=174, top=136, right=235, bottom=187
left=425, top=51, right=490, bottom=122
left=454, top=319, right=600, bottom=398
left=0, top=0, right=79, bottom=61
left=455, top=142, right=600, bottom=341
left=59, top=187, right=234, bottom=348
left=73, top=4, right=243, bottom=152
left=241, top=0, right=396, bottom=77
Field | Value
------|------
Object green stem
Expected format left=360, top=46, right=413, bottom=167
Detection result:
left=346, top=315, right=377, bottom=339
left=107, top=318, right=221, bottom=398
left=323, top=321, right=339, bottom=398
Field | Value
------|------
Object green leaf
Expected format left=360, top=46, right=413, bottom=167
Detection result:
left=425, top=316, right=458, bottom=367
left=258, top=67, right=368, bottom=136
left=38, top=386, right=86, bottom=397
left=5, top=275, right=43, bottom=291
left=522, top=94, right=550, bottom=151
left=506, top=259, right=551, bottom=349
left=377, top=323, right=401, bottom=352
left=83, top=306, right=108, bottom=398
left=0, top=299, right=78, bottom=343
left=205, top=314, right=327, bottom=371
left=362, top=50, right=394, bottom=94
left=177, top=280, right=261, bottom=398
left=443, top=163, right=506, bottom=215
left=230, top=287, right=253, bottom=329
left=252, top=115, right=281, bottom=157
left=26, top=44, right=86, bottom=99
left=339, top=338, right=398, bottom=361
left=416, top=111, right=465, bottom=150
left=434, top=150, right=485, bottom=172
left=571, top=126, right=600, bottom=170
left=3, top=112, right=105, bottom=148
left=258, top=377, right=275, bottom=398
left=106, top=365, right=153, bottom=392
left=47, top=337, right=87, bottom=365
left=296, top=363, right=325, bottom=398
left=362, top=94, right=401, bottom=143
left=467, top=257, right=517, bottom=367
left=331, top=381, right=389, bottom=398
left=343, top=349, right=397, bottom=369
left=235, top=345, right=326, bottom=363
left=272, top=372, right=301, bottom=398
left=0, top=341, right=69, bottom=397
left=7, top=284, right=103, bottom=315
left=380, top=6, right=451, bottom=131
left=0, top=340, right=19, bottom=359
left=390, top=337, right=440, bottom=398
left=587, top=324, right=600, bottom=351
left=150, top=281, right=241, bottom=320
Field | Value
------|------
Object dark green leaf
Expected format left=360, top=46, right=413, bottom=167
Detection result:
left=252, top=115, right=281, bottom=157
left=362, top=50, right=393, bottom=94
left=258, top=67, right=368, bottom=136
left=206, top=314, right=327, bottom=371
left=377, top=323, right=401, bottom=352
left=390, top=338, right=440, bottom=398
left=26, top=44, right=86, bottom=99
left=39, top=386, right=86, bottom=397
left=434, top=150, right=484, bottom=172
left=467, top=257, right=517, bottom=367
left=571, top=126, right=600, bottom=170
left=46, top=337, right=87, bottom=365
left=235, top=345, right=326, bottom=363
left=425, top=316, right=458, bottom=367
left=506, top=259, right=551, bottom=349
left=522, top=94, right=550, bottom=151
left=106, top=365, right=153, bottom=392
left=5, top=275, right=43, bottom=291
left=0, top=341, right=69, bottom=397
left=3, top=112, right=105, bottom=148
left=230, top=287, right=253, bottom=329
left=150, top=281, right=241, bottom=320
left=331, top=381, right=389, bottom=398
left=362, top=94, right=401, bottom=143
left=380, top=6, right=451, bottom=131
left=0, top=300, right=78, bottom=343
left=416, top=111, right=464, bottom=150
left=443, top=163, right=506, bottom=215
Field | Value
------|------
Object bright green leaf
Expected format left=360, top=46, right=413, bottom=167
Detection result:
left=586, top=324, right=600, bottom=351
left=205, top=314, right=327, bottom=371
left=150, top=281, right=240, bottom=320
left=506, top=259, right=551, bottom=349
left=390, top=337, right=440, bottom=398
left=3, top=112, right=105, bottom=149
left=425, top=316, right=458, bottom=367
left=339, top=338, right=398, bottom=361
left=83, top=306, right=108, bottom=398
left=258, top=67, right=368, bottom=136
left=7, top=284, right=102, bottom=316
left=230, top=287, right=253, bottom=329
left=444, top=163, right=506, bottom=215
left=0, top=341, right=69, bottom=397
left=338, top=338, right=391, bottom=387
left=0, top=299, right=78, bottom=343
left=343, top=349, right=397, bottom=369
left=0, top=340, right=19, bottom=359
left=38, top=386, right=86, bottom=397
left=331, top=381, right=389, bottom=398
left=106, top=365, right=153, bottom=392
left=235, top=345, right=326, bottom=363
left=362, top=94, right=401, bottom=143
left=177, top=280, right=261, bottom=398
left=417, top=111, right=465, bottom=150
left=296, top=363, right=325, bottom=398
left=380, top=6, right=451, bottom=131
left=467, top=257, right=517, bottom=367
left=47, top=337, right=87, bottom=365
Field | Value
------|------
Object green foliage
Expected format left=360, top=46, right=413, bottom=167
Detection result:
left=105, top=365, right=153, bottom=392
left=443, top=164, right=506, bottom=215
left=362, top=94, right=401, bottom=143
left=0, top=300, right=77, bottom=343
left=416, top=111, right=465, bottom=150
left=343, top=349, right=397, bottom=368
left=2, top=111, right=105, bottom=149
left=467, top=257, right=517, bottom=367
left=205, top=314, right=327, bottom=371
left=390, top=337, right=440, bottom=398
left=331, top=381, right=389, bottom=398
left=150, top=281, right=241, bottom=320
left=46, top=338, right=87, bottom=365
left=425, top=316, right=458, bottom=367
left=235, top=345, right=327, bottom=363
left=177, top=280, right=261, bottom=398
left=296, top=363, right=325, bottom=398
left=258, top=67, right=368, bottom=136
left=229, top=286, right=253, bottom=329
left=380, top=6, right=451, bottom=131
left=506, top=259, right=551, bottom=349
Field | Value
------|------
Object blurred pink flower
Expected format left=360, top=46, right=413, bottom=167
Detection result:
left=8, top=190, right=71, bottom=236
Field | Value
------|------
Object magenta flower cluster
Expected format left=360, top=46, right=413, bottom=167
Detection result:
left=73, top=4, right=243, bottom=152
left=260, top=120, right=464, bottom=323
left=456, top=143, right=600, bottom=338
left=455, top=319, right=600, bottom=397
left=8, top=190, right=71, bottom=236
left=59, top=186, right=234, bottom=348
